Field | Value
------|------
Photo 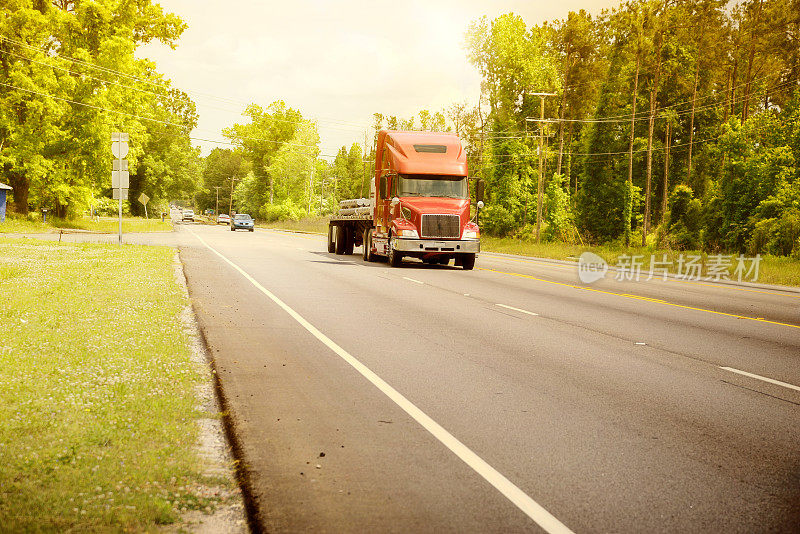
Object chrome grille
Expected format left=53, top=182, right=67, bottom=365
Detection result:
left=421, top=214, right=460, bottom=238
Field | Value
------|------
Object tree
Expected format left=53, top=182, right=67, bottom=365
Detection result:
left=0, top=0, right=195, bottom=217
left=223, top=100, right=303, bottom=210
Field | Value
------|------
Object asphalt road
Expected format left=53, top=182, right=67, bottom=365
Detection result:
left=37, top=217, right=799, bottom=532
left=168, top=219, right=800, bottom=533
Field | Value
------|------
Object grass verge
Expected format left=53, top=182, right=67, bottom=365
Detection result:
left=0, top=215, right=172, bottom=234
left=0, top=238, right=231, bottom=531
left=481, top=237, right=800, bottom=288
left=262, top=216, right=328, bottom=234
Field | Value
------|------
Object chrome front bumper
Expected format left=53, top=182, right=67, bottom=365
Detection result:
left=392, top=238, right=480, bottom=253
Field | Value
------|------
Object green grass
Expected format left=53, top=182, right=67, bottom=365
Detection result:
left=262, top=216, right=328, bottom=234
left=0, top=215, right=172, bottom=234
left=0, top=238, right=231, bottom=531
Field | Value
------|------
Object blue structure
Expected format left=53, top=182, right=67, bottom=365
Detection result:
left=0, top=182, right=11, bottom=223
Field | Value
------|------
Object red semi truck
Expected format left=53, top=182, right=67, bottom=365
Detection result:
left=328, top=129, right=481, bottom=269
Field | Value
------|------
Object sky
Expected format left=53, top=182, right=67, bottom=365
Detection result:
left=138, top=0, right=618, bottom=160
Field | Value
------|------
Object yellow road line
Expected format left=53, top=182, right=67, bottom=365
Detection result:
left=667, top=276, right=800, bottom=298
left=478, top=267, right=800, bottom=330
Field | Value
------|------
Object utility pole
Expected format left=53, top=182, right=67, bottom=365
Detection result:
left=228, top=176, right=236, bottom=216
left=214, top=186, right=221, bottom=216
left=307, top=158, right=315, bottom=215
left=526, top=92, right=556, bottom=243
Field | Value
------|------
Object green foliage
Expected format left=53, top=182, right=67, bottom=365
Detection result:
left=542, top=174, right=574, bottom=242
left=667, top=185, right=702, bottom=249
left=480, top=204, right=516, bottom=236
left=196, top=148, right=250, bottom=213
left=0, top=0, right=198, bottom=218
left=261, top=198, right=305, bottom=222
left=458, top=2, right=800, bottom=258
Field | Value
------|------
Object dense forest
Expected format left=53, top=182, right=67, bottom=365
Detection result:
left=2, top=0, right=799, bottom=257
left=458, top=0, right=800, bottom=258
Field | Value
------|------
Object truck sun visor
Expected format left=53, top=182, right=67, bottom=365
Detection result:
left=413, top=144, right=447, bottom=153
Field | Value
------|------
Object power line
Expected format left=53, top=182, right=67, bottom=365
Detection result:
left=0, top=81, right=343, bottom=157
left=0, top=34, right=373, bottom=130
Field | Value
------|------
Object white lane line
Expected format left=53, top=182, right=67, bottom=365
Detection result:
left=720, top=367, right=800, bottom=393
left=403, top=276, right=424, bottom=285
left=189, top=229, right=573, bottom=534
left=496, top=303, right=540, bottom=316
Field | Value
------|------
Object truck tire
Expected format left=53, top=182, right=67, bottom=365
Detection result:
left=362, top=228, right=374, bottom=262
left=343, top=226, right=354, bottom=255
left=335, top=225, right=347, bottom=255
left=388, top=241, right=403, bottom=267
left=327, top=225, right=336, bottom=253
left=460, top=253, right=476, bottom=270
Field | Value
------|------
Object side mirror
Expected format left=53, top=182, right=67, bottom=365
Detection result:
left=476, top=180, right=485, bottom=202
left=391, top=196, right=400, bottom=207
left=380, top=176, right=388, bottom=199
left=477, top=201, right=484, bottom=209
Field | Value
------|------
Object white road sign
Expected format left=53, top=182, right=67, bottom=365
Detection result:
left=112, top=188, right=128, bottom=200
left=112, top=170, right=129, bottom=189
left=113, top=159, right=128, bottom=171
left=111, top=132, right=129, bottom=142
left=111, top=141, right=129, bottom=159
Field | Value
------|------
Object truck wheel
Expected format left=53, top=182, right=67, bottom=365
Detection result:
left=362, top=228, right=374, bottom=262
left=460, top=253, right=476, bottom=270
left=327, top=225, right=336, bottom=253
left=388, top=242, right=403, bottom=267
left=344, top=227, right=354, bottom=255
left=335, top=226, right=346, bottom=255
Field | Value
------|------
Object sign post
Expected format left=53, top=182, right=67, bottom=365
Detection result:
left=111, top=132, right=129, bottom=244
left=138, top=192, right=150, bottom=218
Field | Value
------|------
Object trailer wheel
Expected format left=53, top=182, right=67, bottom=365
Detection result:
left=335, top=225, right=347, bottom=255
left=460, top=253, right=476, bottom=270
left=388, top=241, right=403, bottom=267
left=362, top=228, right=374, bottom=262
left=327, top=224, right=336, bottom=253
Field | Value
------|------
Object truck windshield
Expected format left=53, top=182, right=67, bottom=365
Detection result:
left=396, top=174, right=467, bottom=199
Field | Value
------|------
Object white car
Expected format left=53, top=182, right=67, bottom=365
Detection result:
left=182, top=209, right=194, bottom=221
left=217, top=213, right=231, bottom=225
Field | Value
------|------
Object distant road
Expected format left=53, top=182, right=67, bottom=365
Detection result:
left=37, top=219, right=800, bottom=532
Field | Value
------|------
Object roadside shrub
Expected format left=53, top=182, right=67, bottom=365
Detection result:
left=749, top=208, right=800, bottom=256
left=261, top=199, right=305, bottom=222
left=93, top=196, right=131, bottom=216
left=667, top=185, right=702, bottom=249
left=543, top=175, right=574, bottom=243
left=480, top=204, right=516, bottom=236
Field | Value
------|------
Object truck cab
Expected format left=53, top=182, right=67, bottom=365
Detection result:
left=370, top=130, right=480, bottom=269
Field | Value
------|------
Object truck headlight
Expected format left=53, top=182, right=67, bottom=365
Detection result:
left=462, top=229, right=479, bottom=239
left=398, top=229, right=419, bottom=238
